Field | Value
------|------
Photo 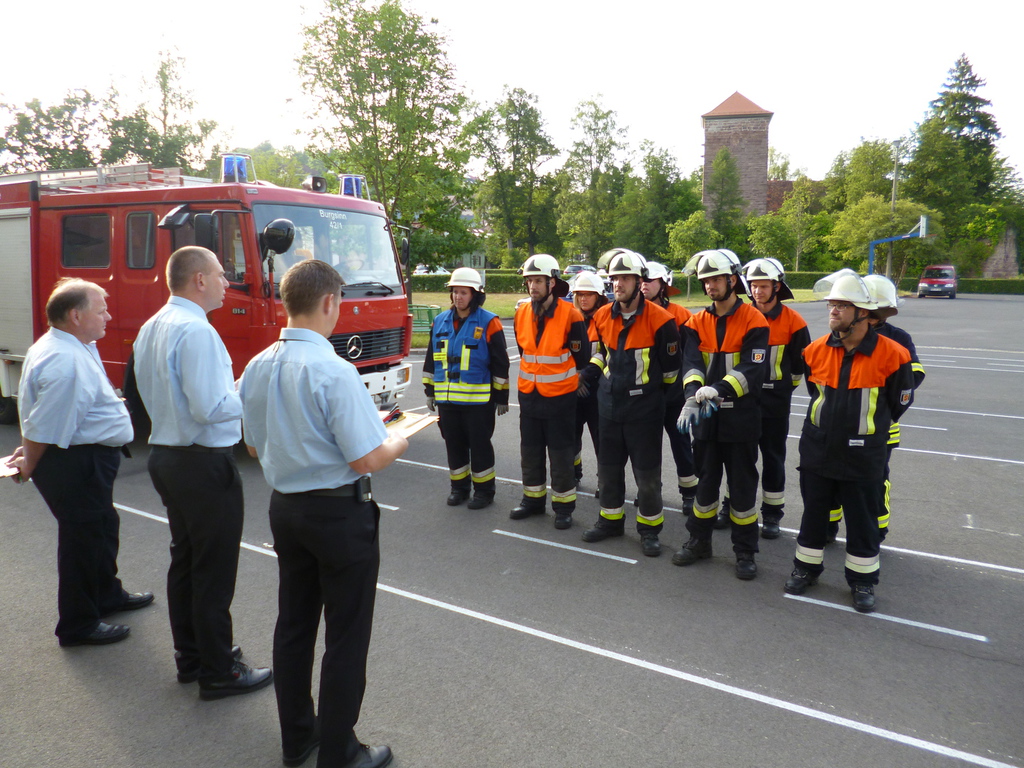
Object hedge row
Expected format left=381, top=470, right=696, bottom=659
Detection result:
left=409, top=271, right=1024, bottom=295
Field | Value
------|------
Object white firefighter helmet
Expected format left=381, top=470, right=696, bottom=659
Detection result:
left=447, top=267, right=484, bottom=292
left=605, top=249, right=649, bottom=279
left=519, top=253, right=561, bottom=278
left=572, top=271, right=606, bottom=294
left=644, top=261, right=681, bottom=296
left=694, top=250, right=746, bottom=294
left=744, top=258, right=794, bottom=301
left=863, top=274, right=902, bottom=318
left=819, top=271, right=878, bottom=311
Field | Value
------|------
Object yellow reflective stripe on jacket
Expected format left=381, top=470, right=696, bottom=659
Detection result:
left=809, top=382, right=825, bottom=426
left=433, top=381, right=492, bottom=403
left=632, top=348, right=651, bottom=385
left=521, top=351, right=571, bottom=365
left=858, top=387, right=880, bottom=434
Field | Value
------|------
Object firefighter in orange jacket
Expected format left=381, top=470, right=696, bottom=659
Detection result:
left=510, top=255, right=591, bottom=530
left=639, top=261, right=697, bottom=515
left=582, top=250, right=681, bottom=557
left=784, top=272, right=914, bottom=613
left=673, top=250, right=769, bottom=579
left=739, top=258, right=810, bottom=539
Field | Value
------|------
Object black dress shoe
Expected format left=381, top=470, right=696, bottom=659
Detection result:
left=509, top=504, right=545, bottom=520
left=178, top=645, right=243, bottom=684
left=101, top=591, right=155, bottom=617
left=581, top=523, right=623, bottom=542
left=59, top=622, right=130, bottom=647
left=851, top=584, right=876, bottom=613
left=784, top=567, right=818, bottom=595
left=446, top=490, right=470, bottom=506
left=671, top=537, right=712, bottom=566
left=466, top=495, right=493, bottom=510
left=199, top=661, right=273, bottom=700
left=341, top=744, right=393, bottom=768
left=735, top=552, right=757, bottom=580
left=640, top=533, right=661, bottom=557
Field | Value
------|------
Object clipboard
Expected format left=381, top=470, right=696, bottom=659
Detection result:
left=384, top=411, right=438, bottom=438
left=0, top=454, right=21, bottom=478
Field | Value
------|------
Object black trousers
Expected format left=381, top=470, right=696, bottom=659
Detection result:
left=437, top=403, right=496, bottom=498
left=688, top=439, right=760, bottom=553
left=32, top=444, right=126, bottom=643
left=519, top=408, right=577, bottom=513
left=797, top=468, right=881, bottom=587
left=269, top=491, right=380, bottom=767
left=597, top=414, right=664, bottom=534
left=663, top=396, right=696, bottom=495
left=758, top=415, right=790, bottom=519
left=148, top=447, right=243, bottom=681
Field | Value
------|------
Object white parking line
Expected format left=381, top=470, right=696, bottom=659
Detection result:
left=378, top=583, right=1015, bottom=768
left=493, top=529, right=638, bottom=563
left=111, top=500, right=1016, bottom=766
left=783, top=594, right=989, bottom=642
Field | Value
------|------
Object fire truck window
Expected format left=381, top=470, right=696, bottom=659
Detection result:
left=126, top=212, right=156, bottom=269
left=218, top=213, right=246, bottom=282
left=62, top=214, right=111, bottom=268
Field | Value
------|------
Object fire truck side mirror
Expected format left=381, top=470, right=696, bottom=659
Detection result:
left=260, top=218, right=295, bottom=262
left=194, top=214, right=219, bottom=252
left=400, top=236, right=410, bottom=267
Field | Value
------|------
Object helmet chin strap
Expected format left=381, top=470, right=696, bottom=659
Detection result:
left=831, top=310, right=867, bottom=340
left=618, top=278, right=641, bottom=308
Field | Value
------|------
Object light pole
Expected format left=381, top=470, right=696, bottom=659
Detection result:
left=886, top=139, right=901, bottom=278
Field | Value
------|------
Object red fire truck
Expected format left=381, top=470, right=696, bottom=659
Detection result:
left=0, top=159, right=413, bottom=425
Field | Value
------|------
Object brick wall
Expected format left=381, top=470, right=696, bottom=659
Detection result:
left=702, top=116, right=770, bottom=216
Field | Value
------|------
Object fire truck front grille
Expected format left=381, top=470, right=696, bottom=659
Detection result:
left=328, top=328, right=406, bottom=364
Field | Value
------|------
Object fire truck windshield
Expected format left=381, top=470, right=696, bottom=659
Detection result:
left=254, top=204, right=402, bottom=291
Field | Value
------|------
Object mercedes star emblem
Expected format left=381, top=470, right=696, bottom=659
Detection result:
left=347, top=336, right=363, bottom=359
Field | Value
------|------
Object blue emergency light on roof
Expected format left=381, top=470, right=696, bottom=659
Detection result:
left=340, top=174, right=369, bottom=199
left=221, top=153, right=252, bottom=183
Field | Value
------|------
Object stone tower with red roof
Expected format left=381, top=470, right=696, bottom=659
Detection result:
left=702, top=92, right=773, bottom=216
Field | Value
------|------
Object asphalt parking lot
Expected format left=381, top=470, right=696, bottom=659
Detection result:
left=1, top=294, right=1022, bottom=768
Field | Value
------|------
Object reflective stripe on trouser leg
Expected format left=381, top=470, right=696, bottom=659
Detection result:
left=758, top=415, right=788, bottom=518
left=633, top=467, right=663, bottom=533
left=794, top=468, right=837, bottom=574
left=837, top=475, right=882, bottom=587
left=449, top=463, right=471, bottom=487
left=729, top=506, right=759, bottom=554
left=518, top=412, right=548, bottom=508
left=687, top=438, right=723, bottom=539
left=472, top=466, right=496, bottom=497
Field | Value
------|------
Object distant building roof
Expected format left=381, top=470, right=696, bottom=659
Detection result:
left=702, top=92, right=773, bottom=119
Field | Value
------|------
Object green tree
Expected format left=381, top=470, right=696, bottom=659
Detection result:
left=748, top=177, right=834, bottom=271
left=826, top=193, right=941, bottom=277
left=298, top=0, right=474, bottom=262
left=612, top=141, right=702, bottom=259
left=666, top=211, right=720, bottom=269
left=0, top=90, right=104, bottom=172
left=556, top=98, right=626, bottom=260
left=768, top=147, right=791, bottom=181
left=102, top=53, right=217, bottom=174
left=704, top=147, right=747, bottom=248
left=469, top=87, right=557, bottom=260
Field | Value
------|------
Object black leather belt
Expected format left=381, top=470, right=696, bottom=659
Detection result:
left=289, top=476, right=372, bottom=500
left=153, top=444, right=234, bottom=455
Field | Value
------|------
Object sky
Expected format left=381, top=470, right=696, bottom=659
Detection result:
left=4, top=0, right=1022, bottom=181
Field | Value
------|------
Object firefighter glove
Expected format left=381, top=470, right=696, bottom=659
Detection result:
left=577, top=380, right=590, bottom=398
left=426, top=397, right=436, bottom=412
left=677, top=397, right=700, bottom=434
left=496, top=404, right=509, bottom=416
left=695, top=385, right=719, bottom=404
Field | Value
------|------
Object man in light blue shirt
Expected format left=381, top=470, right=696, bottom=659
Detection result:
left=241, top=259, right=407, bottom=768
left=134, top=246, right=271, bottom=698
left=9, top=278, right=152, bottom=647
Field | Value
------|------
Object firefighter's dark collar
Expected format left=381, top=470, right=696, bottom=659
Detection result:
left=706, top=295, right=745, bottom=318
left=826, top=324, right=879, bottom=355
left=611, top=292, right=647, bottom=319
left=760, top=300, right=784, bottom=320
